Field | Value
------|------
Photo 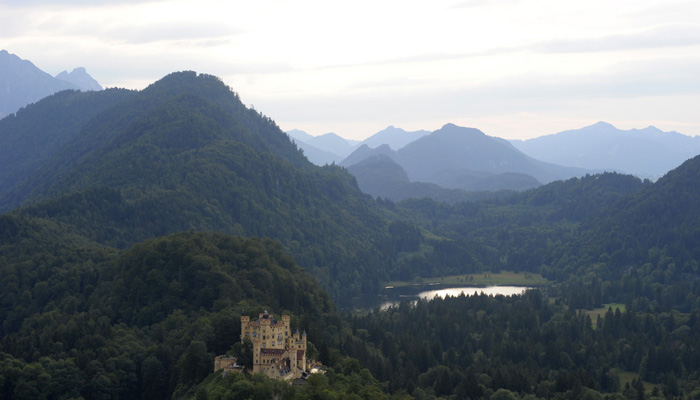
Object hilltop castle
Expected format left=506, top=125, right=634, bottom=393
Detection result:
left=216, top=310, right=310, bottom=380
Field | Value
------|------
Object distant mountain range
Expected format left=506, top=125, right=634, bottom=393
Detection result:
left=289, top=121, right=700, bottom=201
left=0, top=49, right=102, bottom=118
left=288, top=126, right=429, bottom=165
left=338, top=124, right=588, bottom=201
left=510, top=121, right=700, bottom=179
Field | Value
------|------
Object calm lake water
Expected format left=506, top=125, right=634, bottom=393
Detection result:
left=378, top=286, right=532, bottom=310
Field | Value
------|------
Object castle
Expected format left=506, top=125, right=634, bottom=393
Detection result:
left=216, top=310, right=309, bottom=380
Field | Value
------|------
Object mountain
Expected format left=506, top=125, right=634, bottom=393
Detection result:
left=287, top=128, right=314, bottom=143
left=577, top=153, right=700, bottom=275
left=295, top=140, right=342, bottom=165
left=347, top=154, right=490, bottom=204
left=399, top=123, right=587, bottom=184
left=287, top=129, right=344, bottom=165
left=0, top=71, right=394, bottom=303
left=287, top=126, right=428, bottom=166
left=0, top=49, right=102, bottom=118
left=286, top=129, right=355, bottom=165
left=55, top=67, right=103, bottom=91
left=306, top=132, right=356, bottom=157
left=341, top=143, right=397, bottom=167
left=511, top=121, right=700, bottom=179
left=342, top=123, right=589, bottom=195
left=358, top=125, right=430, bottom=150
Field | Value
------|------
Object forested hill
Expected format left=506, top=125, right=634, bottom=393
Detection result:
left=0, top=71, right=309, bottom=211
left=562, top=154, right=700, bottom=281
left=0, top=222, right=359, bottom=399
left=0, top=71, right=393, bottom=301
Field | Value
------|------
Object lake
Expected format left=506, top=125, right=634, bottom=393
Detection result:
left=377, top=285, right=533, bottom=310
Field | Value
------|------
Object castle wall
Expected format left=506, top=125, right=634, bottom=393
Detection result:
left=239, top=311, right=309, bottom=380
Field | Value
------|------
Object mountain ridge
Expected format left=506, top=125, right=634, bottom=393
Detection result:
left=341, top=123, right=588, bottom=196
left=511, top=121, right=700, bottom=178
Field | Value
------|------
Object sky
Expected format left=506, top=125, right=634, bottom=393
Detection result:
left=2, top=0, right=700, bottom=140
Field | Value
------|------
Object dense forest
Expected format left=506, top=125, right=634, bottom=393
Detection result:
left=2, top=71, right=700, bottom=399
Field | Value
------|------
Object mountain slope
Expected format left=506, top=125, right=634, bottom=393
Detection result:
left=584, top=154, right=700, bottom=271
left=0, top=218, right=344, bottom=398
left=511, top=121, right=700, bottom=178
left=347, top=154, right=532, bottom=203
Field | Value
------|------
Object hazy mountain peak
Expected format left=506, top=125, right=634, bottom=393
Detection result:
left=433, top=123, right=487, bottom=138
left=0, top=49, right=78, bottom=118
left=307, top=132, right=355, bottom=157
left=375, top=143, right=393, bottom=151
left=55, top=67, right=103, bottom=91
left=360, top=125, right=430, bottom=150
left=591, top=121, right=615, bottom=129
left=286, top=129, right=314, bottom=143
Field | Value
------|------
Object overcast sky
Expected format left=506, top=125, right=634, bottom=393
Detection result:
left=2, top=0, right=699, bottom=140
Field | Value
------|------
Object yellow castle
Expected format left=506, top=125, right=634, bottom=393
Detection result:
left=240, top=310, right=308, bottom=380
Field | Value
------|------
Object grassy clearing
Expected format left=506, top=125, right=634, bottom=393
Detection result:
left=618, top=370, right=657, bottom=394
left=583, top=303, right=626, bottom=326
left=386, top=271, right=550, bottom=288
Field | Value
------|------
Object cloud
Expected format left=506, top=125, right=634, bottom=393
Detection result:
left=448, top=0, right=522, bottom=9
left=535, top=26, right=700, bottom=53
left=0, top=0, right=167, bottom=5
left=108, top=22, right=241, bottom=45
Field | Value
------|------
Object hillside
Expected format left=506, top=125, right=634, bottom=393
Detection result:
left=572, top=154, right=700, bottom=279
left=0, top=88, right=133, bottom=200
left=347, top=154, right=519, bottom=203
left=0, top=223, right=357, bottom=399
